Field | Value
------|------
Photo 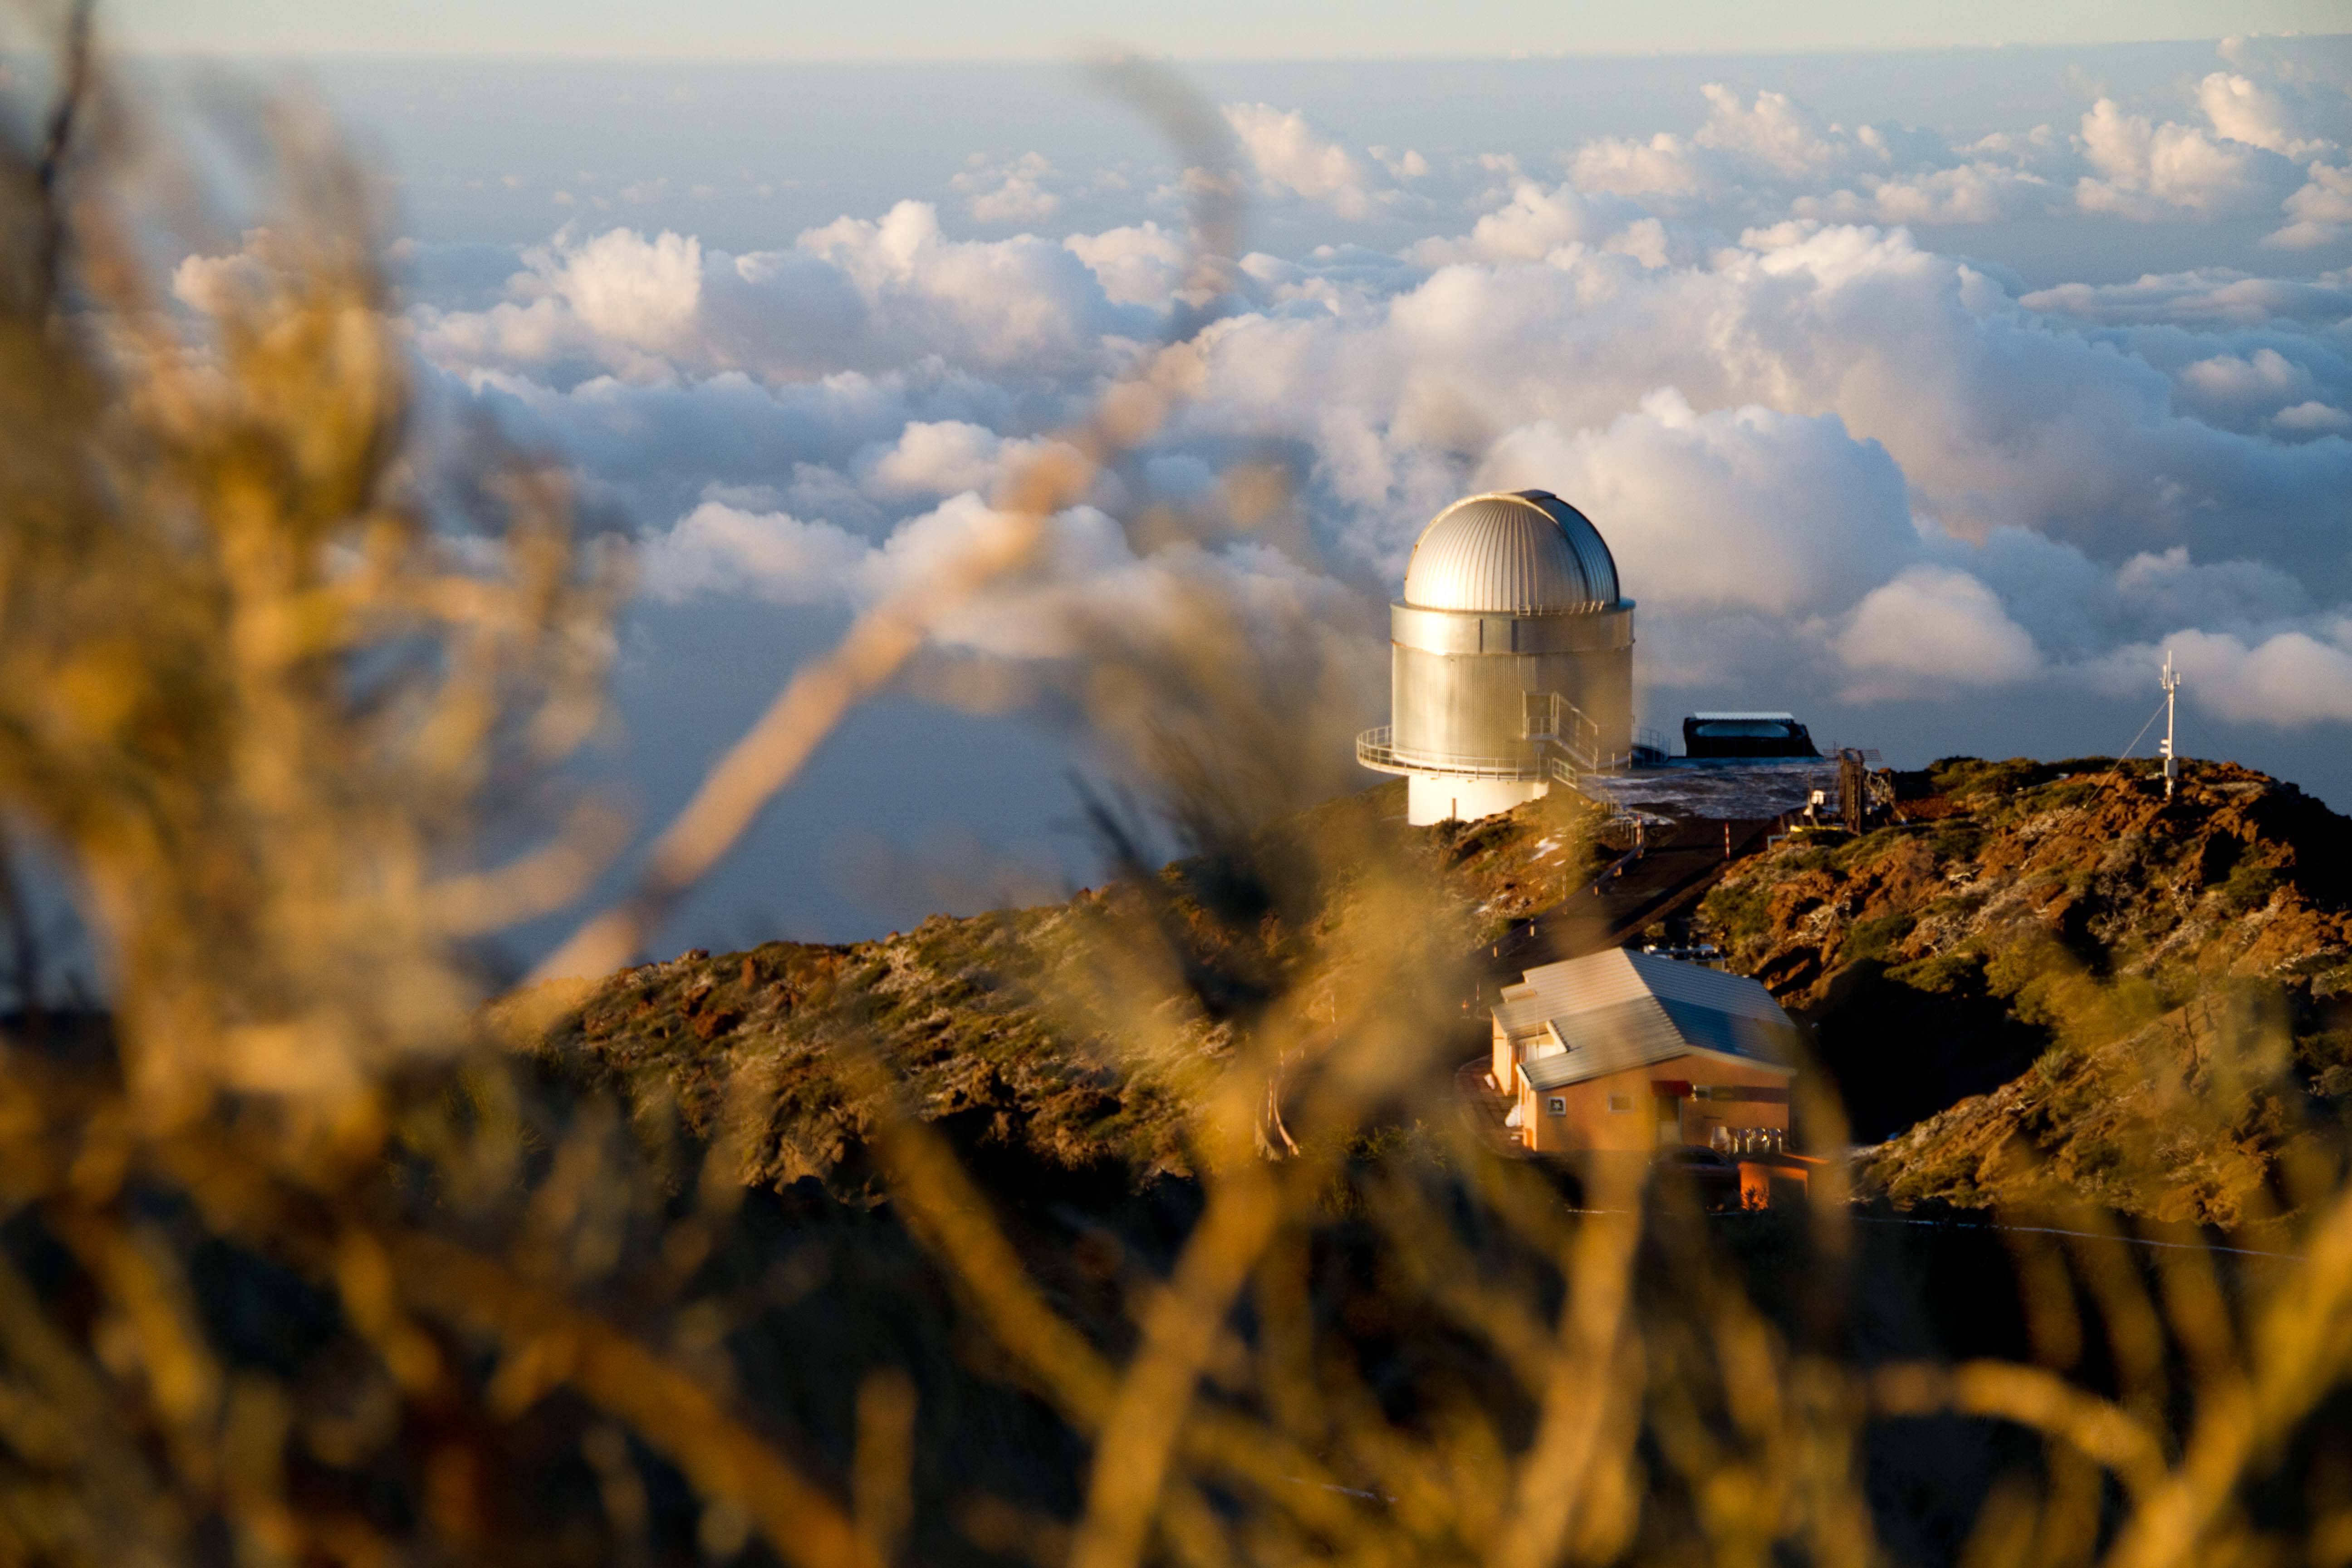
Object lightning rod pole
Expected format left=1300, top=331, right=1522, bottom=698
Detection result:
left=2160, top=650, right=2182, bottom=800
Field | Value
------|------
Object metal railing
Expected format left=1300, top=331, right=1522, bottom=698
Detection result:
left=1525, top=693, right=1641, bottom=776
left=1354, top=727, right=1550, bottom=782
left=1545, top=741, right=1642, bottom=782
left=1523, top=692, right=1595, bottom=769
left=1356, top=693, right=1654, bottom=782
left=1355, top=717, right=1639, bottom=784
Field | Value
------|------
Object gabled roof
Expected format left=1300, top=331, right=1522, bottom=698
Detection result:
left=1499, top=948, right=1798, bottom=1093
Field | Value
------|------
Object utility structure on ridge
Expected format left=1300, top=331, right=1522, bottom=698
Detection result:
left=1356, top=490, right=1637, bottom=825
left=2161, top=649, right=2183, bottom=800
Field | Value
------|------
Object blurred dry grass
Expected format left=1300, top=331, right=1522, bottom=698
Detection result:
left=0, top=14, right=2350, bottom=1568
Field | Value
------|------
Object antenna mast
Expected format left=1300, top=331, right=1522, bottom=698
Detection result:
left=2160, top=650, right=2182, bottom=799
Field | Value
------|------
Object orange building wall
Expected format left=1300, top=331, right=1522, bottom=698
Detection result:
left=1517, top=1054, right=1793, bottom=1155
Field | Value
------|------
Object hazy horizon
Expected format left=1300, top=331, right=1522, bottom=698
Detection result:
left=102, top=32, right=2352, bottom=64
left=91, top=0, right=2352, bottom=61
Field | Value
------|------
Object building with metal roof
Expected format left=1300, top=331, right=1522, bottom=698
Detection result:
left=1356, top=490, right=1637, bottom=824
left=1490, top=948, right=1799, bottom=1156
left=1681, top=712, right=1819, bottom=759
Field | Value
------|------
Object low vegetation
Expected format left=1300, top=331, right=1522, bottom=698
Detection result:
left=1692, top=757, right=2352, bottom=1220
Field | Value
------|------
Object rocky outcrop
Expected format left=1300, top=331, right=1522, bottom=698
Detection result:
left=1860, top=985, right=2313, bottom=1227
left=1694, top=757, right=2352, bottom=1220
left=527, top=781, right=1612, bottom=1188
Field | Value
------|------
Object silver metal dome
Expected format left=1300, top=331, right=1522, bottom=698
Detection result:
left=1400, top=490, right=1619, bottom=614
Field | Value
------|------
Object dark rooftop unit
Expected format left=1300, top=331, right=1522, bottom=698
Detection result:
left=1681, top=712, right=1819, bottom=760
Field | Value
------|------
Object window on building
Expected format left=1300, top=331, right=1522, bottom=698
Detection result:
left=1607, top=1093, right=1632, bottom=1113
left=1546, top=1097, right=1566, bottom=1116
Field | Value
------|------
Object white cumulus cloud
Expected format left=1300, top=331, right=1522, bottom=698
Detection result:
left=2074, top=97, right=2298, bottom=219
left=2100, top=628, right=2352, bottom=727
left=2272, top=160, right=2352, bottom=248
left=1837, top=567, right=2042, bottom=699
left=955, top=152, right=1063, bottom=225
left=540, top=227, right=703, bottom=353
left=639, top=500, right=869, bottom=605
left=1221, top=103, right=1422, bottom=221
left=375, top=44, right=2352, bottom=753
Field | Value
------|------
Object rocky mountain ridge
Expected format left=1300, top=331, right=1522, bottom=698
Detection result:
left=1692, top=756, right=2352, bottom=1224
left=528, top=782, right=1611, bottom=1187
left=531, top=757, right=2352, bottom=1224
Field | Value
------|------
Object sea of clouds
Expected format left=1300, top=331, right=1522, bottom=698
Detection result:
left=172, top=38, right=2352, bottom=941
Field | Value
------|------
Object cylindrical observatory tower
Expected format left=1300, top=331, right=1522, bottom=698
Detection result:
left=1356, top=490, right=1635, bottom=826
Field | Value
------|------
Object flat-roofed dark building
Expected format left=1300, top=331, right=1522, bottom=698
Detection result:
left=1681, top=711, right=1818, bottom=759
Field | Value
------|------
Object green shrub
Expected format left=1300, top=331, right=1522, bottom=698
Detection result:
left=2033, top=1042, right=2078, bottom=1085
left=1930, top=822, right=1984, bottom=862
left=1700, top=879, right=1774, bottom=944
left=1984, top=932, right=2067, bottom=1003
left=1833, top=826, right=1908, bottom=870
left=1931, top=756, right=2053, bottom=800
left=1887, top=951, right=1985, bottom=996
left=1841, top=911, right=1918, bottom=965
left=2037, top=780, right=2100, bottom=813
left=2219, top=861, right=2283, bottom=914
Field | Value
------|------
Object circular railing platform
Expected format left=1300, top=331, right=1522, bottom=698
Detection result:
left=1354, top=727, right=1550, bottom=782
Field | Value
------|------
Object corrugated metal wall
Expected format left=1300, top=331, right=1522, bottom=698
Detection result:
left=1390, top=603, right=1632, bottom=655
left=1391, top=642, right=1633, bottom=762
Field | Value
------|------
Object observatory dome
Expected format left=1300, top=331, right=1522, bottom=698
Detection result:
left=1365, top=486, right=1637, bottom=823
left=1401, top=490, right=1619, bottom=614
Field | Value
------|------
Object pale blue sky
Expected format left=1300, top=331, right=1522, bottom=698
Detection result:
left=104, top=0, right=2352, bottom=62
